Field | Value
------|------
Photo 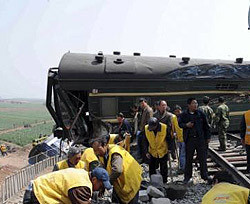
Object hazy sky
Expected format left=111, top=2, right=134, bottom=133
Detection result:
left=0, top=0, right=249, bottom=99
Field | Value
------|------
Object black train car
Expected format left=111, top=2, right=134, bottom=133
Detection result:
left=46, top=52, right=250, bottom=144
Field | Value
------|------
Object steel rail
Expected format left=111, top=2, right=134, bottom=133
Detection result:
left=208, top=147, right=250, bottom=188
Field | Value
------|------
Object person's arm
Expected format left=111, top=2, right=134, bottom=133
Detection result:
left=178, top=112, right=188, bottom=129
left=214, top=107, right=222, bottom=125
left=68, top=186, right=91, bottom=204
left=201, top=111, right=211, bottom=141
left=110, top=153, right=123, bottom=184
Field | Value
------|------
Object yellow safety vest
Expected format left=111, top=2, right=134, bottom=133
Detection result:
left=81, top=148, right=98, bottom=171
left=108, top=134, right=131, bottom=152
left=33, top=168, right=92, bottom=204
left=56, top=159, right=85, bottom=170
left=108, top=134, right=117, bottom=144
left=244, top=110, right=250, bottom=145
left=145, top=123, right=168, bottom=158
left=106, top=145, right=142, bottom=204
left=0, top=145, right=7, bottom=152
left=172, top=115, right=183, bottom=142
left=202, top=182, right=249, bottom=204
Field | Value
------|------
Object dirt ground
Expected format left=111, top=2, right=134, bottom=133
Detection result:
left=0, top=142, right=32, bottom=187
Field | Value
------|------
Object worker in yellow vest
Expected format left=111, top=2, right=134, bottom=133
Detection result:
left=107, top=132, right=131, bottom=152
left=0, top=144, right=7, bottom=156
left=91, top=137, right=142, bottom=204
left=53, top=146, right=85, bottom=171
left=145, top=117, right=172, bottom=183
left=240, top=109, right=250, bottom=173
left=24, top=167, right=112, bottom=204
left=202, top=170, right=249, bottom=204
left=81, top=147, right=100, bottom=171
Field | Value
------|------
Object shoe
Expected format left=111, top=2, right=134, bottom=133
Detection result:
left=204, top=176, right=213, bottom=185
left=177, top=169, right=184, bottom=175
left=183, top=178, right=193, bottom=185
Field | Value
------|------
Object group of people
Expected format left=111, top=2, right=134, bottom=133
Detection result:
left=22, top=95, right=250, bottom=204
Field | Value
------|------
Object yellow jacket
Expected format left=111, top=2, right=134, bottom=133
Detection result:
left=202, top=182, right=249, bottom=204
left=56, top=159, right=85, bottom=170
left=145, top=123, right=168, bottom=158
left=81, top=148, right=98, bottom=171
left=0, top=144, right=7, bottom=152
left=244, top=110, right=250, bottom=145
left=108, top=134, right=131, bottom=152
left=106, top=145, right=142, bottom=203
left=33, top=168, right=92, bottom=204
left=172, top=115, right=183, bottom=142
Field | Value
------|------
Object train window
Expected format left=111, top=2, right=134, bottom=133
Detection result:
left=101, top=98, right=117, bottom=117
left=216, top=84, right=238, bottom=90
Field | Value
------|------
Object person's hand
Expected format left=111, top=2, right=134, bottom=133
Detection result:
left=186, top=122, right=194, bottom=128
left=146, top=153, right=151, bottom=159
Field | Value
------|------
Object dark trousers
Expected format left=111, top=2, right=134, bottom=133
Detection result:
left=246, top=144, right=250, bottom=172
left=184, top=137, right=208, bottom=180
left=149, top=153, right=168, bottom=183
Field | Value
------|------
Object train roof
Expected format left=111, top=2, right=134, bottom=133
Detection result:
left=58, top=52, right=250, bottom=81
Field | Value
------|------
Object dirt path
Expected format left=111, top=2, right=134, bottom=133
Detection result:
left=0, top=144, right=32, bottom=187
left=0, top=120, right=53, bottom=135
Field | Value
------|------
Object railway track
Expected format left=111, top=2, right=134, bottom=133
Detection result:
left=207, top=133, right=250, bottom=188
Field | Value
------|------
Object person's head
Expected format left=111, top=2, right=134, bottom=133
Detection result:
left=173, top=105, right=182, bottom=116
left=203, top=96, right=210, bottom=105
left=90, top=137, right=108, bottom=157
left=116, top=112, right=124, bottom=123
left=212, top=170, right=234, bottom=185
left=218, top=96, right=225, bottom=103
left=159, top=100, right=167, bottom=113
left=187, top=97, right=198, bottom=112
left=139, top=98, right=148, bottom=109
left=67, top=147, right=82, bottom=165
left=131, top=104, right=138, bottom=112
left=148, top=117, right=159, bottom=131
left=91, top=167, right=112, bottom=191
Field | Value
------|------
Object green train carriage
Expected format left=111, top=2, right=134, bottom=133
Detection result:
left=46, top=52, right=250, bottom=144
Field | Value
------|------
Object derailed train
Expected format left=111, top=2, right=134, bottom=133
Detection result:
left=46, top=52, right=250, bottom=145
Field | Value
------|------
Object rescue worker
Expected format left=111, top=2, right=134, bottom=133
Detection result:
left=53, top=146, right=85, bottom=171
left=24, top=167, right=112, bottom=204
left=179, top=97, right=212, bottom=184
left=145, top=117, right=171, bottom=183
left=240, top=109, right=250, bottom=173
left=198, top=96, right=214, bottom=128
left=137, top=98, right=153, bottom=161
left=0, top=144, right=7, bottom=156
left=202, top=171, right=250, bottom=204
left=173, top=105, right=185, bottom=174
left=154, top=100, right=176, bottom=160
left=107, top=131, right=131, bottom=152
left=116, top=112, right=132, bottom=136
left=81, top=147, right=100, bottom=172
left=214, top=96, right=230, bottom=151
left=91, top=137, right=142, bottom=204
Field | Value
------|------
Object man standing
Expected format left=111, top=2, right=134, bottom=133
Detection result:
left=240, top=109, right=250, bottom=173
left=24, top=167, right=112, bottom=204
left=173, top=105, right=185, bottom=174
left=145, top=117, right=171, bottom=183
left=154, top=100, right=176, bottom=160
left=91, top=138, right=142, bottom=204
left=137, top=98, right=153, bottom=161
left=214, top=96, right=230, bottom=151
left=53, top=146, right=85, bottom=171
left=198, top=96, right=214, bottom=128
left=179, top=97, right=211, bottom=184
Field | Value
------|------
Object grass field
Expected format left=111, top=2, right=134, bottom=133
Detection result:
left=0, top=102, right=52, bottom=131
left=0, top=101, right=55, bottom=146
left=0, top=122, right=54, bottom=146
